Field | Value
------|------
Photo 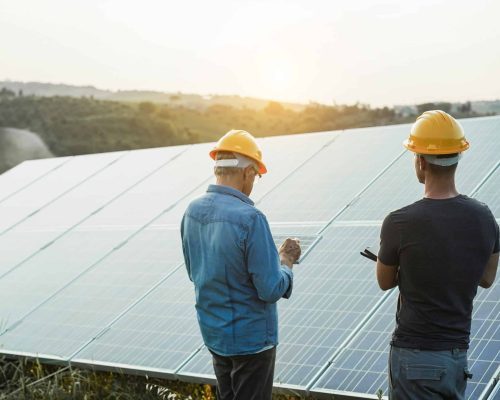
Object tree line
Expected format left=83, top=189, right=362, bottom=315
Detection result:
left=0, top=88, right=483, bottom=158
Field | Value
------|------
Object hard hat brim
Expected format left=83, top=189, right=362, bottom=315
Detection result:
left=403, top=138, right=470, bottom=155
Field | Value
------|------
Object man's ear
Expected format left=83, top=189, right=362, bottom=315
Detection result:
left=243, top=166, right=253, bottom=179
left=418, top=155, right=427, bottom=171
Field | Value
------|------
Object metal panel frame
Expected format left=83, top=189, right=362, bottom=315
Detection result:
left=480, top=365, right=500, bottom=400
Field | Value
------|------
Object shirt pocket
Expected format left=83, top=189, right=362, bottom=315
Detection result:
left=405, top=364, right=446, bottom=381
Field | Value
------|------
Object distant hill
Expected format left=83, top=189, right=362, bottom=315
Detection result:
left=1, top=84, right=496, bottom=173
left=0, top=81, right=110, bottom=99
left=0, top=80, right=306, bottom=112
left=2, top=80, right=500, bottom=115
left=0, top=93, right=406, bottom=160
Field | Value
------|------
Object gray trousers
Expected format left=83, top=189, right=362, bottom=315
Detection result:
left=210, top=347, right=276, bottom=400
left=389, top=346, right=471, bottom=400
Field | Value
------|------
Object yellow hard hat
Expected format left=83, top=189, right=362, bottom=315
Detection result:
left=403, top=110, right=469, bottom=155
left=210, top=130, right=267, bottom=174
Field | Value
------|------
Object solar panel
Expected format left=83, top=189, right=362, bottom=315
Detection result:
left=0, top=227, right=184, bottom=360
left=455, top=117, right=500, bottom=194
left=312, top=280, right=500, bottom=400
left=0, top=229, right=135, bottom=332
left=467, top=286, right=500, bottom=399
left=252, top=132, right=336, bottom=201
left=338, top=152, right=420, bottom=222
left=0, top=157, right=71, bottom=204
left=19, top=146, right=190, bottom=231
left=310, top=289, right=398, bottom=397
left=339, top=118, right=500, bottom=222
left=0, top=152, right=126, bottom=234
left=0, top=145, right=215, bottom=353
left=0, top=146, right=192, bottom=277
left=475, top=165, right=500, bottom=218
left=258, top=124, right=409, bottom=225
left=72, top=266, right=199, bottom=375
left=176, top=348, right=214, bottom=380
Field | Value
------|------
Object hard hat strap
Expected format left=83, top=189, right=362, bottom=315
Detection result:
left=214, top=153, right=257, bottom=169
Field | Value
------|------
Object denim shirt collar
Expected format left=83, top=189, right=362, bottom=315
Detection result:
left=207, top=184, right=254, bottom=206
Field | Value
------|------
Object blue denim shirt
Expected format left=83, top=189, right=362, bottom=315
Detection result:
left=181, top=184, right=293, bottom=356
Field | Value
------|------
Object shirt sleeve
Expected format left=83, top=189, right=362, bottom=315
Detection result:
left=180, top=214, right=192, bottom=281
left=246, top=212, right=293, bottom=303
left=493, top=218, right=499, bottom=254
left=378, top=213, right=400, bottom=266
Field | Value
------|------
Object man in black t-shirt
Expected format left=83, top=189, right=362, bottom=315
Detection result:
left=377, top=110, right=499, bottom=400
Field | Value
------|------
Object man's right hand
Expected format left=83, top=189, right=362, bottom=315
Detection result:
left=279, top=238, right=301, bottom=268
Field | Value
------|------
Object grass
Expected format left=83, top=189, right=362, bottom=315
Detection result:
left=0, top=355, right=214, bottom=399
left=0, top=356, right=311, bottom=400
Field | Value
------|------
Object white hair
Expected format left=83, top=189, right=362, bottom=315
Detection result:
left=214, top=152, right=257, bottom=176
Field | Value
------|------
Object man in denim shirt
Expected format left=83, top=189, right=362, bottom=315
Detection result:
left=181, top=130, right=301, bottom=400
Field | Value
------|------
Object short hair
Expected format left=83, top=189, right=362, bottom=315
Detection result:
left=214, top=151, right=242, bottom=177
left=423, top=154, right=459, bottom=176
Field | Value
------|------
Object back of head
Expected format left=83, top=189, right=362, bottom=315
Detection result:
left=214, top=151, right=244, bottom=177
left=209, top=130, right=267, bottom=175
left=425, top=154, right=459, bottom=176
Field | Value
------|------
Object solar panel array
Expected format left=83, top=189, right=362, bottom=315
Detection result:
left=0, top=116, right=498, bottom=399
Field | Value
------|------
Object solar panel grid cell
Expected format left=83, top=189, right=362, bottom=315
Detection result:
left=0, top=157, right=71, bottom=204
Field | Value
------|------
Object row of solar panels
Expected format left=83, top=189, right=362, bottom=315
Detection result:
left=0, top=116, right=498, bottom=399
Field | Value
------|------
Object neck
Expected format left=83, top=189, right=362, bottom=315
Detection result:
left=423, top=175, right=459, bottom=199
left=216, top=176, right=244, bottom=194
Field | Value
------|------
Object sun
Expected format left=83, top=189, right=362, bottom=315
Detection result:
left=259, top=59, right=296, bottom=97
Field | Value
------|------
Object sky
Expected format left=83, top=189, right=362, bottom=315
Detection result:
left=1, top=0, right=499, bottom=106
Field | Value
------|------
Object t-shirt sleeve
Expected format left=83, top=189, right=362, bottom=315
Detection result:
left=378, top=213, right=400, bottom=266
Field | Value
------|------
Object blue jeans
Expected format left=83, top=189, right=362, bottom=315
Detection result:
left=389, top=346, right=471, bottom=400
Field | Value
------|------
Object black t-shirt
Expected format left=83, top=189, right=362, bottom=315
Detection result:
left=379, top=194, right=499, bottom=350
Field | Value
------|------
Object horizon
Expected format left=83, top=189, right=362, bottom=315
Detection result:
left=3, top=79, right=500, bottom=109
left=1, top=0, right=500, bottom=107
